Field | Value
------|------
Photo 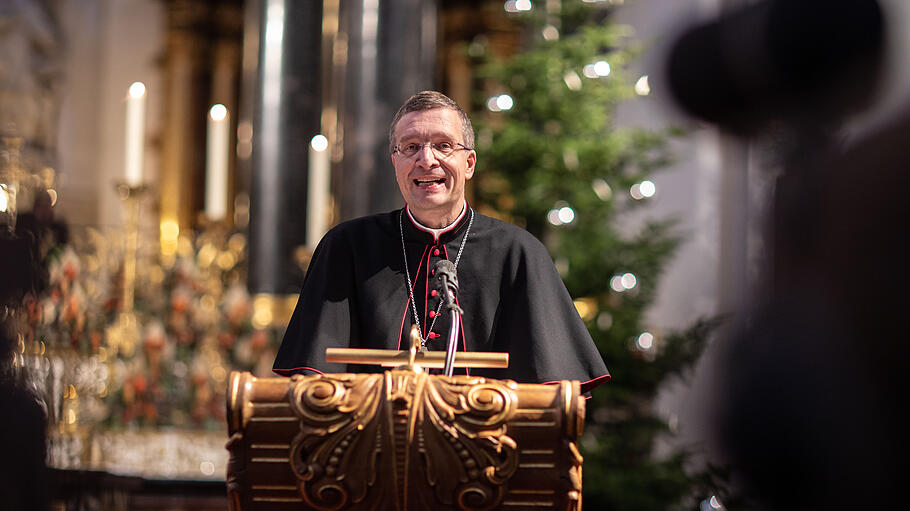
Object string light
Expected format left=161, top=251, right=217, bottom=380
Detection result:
left=611, top=272, right=638, bottom=292
left=597, top=311, right=613, bottom=330
left=635, top=75, right=651, bottom=96
left=610, top=275, right=625, bottom=292
left=700, top=496, right=725, bottom=511
left=487, top=94, right=514, bottom=112
left=636, top=332, right=654, bottom=350
left=542, top=25, right=559, bottom=40
left=639, top=180, right=656, bottom=197
left=564, top=70, right=582, bottom=91
left=583, top=60, right=611, bottom=78
left=504, top=0, right=532, bottom=12
left=631, top=180, right=656, bottom=200
left=592, top=178, right=612, bottom=201
left=547, top=203, right=576, bottom=226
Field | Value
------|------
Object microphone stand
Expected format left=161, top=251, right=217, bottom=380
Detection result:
left=442, top=299, right=462, bottom=377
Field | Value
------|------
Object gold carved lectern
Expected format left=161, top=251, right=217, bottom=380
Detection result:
left=225, top=332, right=586, bottom=510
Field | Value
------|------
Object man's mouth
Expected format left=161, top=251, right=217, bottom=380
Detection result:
left=414, top=177, right=445, bottom=187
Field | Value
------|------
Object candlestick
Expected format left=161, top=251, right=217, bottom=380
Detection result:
left=307, top=134, right=330, bottom=249
left=206, top=104, right=230, bottom=222
left=124, top=82, right=147, bottom=187
left=112, top=183, right=147, bottom=357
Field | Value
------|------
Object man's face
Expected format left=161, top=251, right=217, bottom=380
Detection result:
left=391, top=108, right=476, bottom=227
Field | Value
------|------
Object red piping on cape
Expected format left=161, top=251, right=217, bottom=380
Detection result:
left=541, top=373, right=611, bottom=394
left=397, top=244, right=431, bottom=350
left=273, top=366, right=325, bottom=376
left=405, top=201, right=467, bottom=242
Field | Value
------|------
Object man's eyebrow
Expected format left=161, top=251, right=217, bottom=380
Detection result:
left=398, top=132, right=457, bottom=142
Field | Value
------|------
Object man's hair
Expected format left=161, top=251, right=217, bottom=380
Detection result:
left=388, top=91, right=475, bottom=153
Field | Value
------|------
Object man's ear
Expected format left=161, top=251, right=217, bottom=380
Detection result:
left=465, top=150, right=476, bottom=180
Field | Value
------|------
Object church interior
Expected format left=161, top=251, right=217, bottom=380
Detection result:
left=3, top=0, right=910, bottom=509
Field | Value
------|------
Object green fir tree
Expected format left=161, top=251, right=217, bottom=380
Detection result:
left=471, top=2, right=726, bottom=509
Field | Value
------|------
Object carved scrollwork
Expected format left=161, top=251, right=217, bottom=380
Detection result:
left=287, top=371, right=520, bottom=511
left=289, top=374, right=385, bottom=510
left=414, top=376, right=519, bottom=511
left=225, top=432, right=246, bottom=511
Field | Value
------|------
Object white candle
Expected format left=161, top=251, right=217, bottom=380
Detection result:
left=307, top=134, right=330, bottom=249
left=206, top=104, right=230, bottom=221
left=124, top=82, right=147, bottom=187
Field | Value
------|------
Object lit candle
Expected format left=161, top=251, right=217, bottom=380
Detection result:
left=124, top=82, right=147, bottom=187
left=206, top=104, right=230, bottom=221
left=307, top=134, right=330, bottom=248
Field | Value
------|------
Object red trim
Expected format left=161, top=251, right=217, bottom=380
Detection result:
left=406, top=201, right=467, bottom=241
left=273, top=366, right=325, bottom=376
left=398, top=245, right=430, bottom=350
left=540, top=373, right=611, bottom=394
left=580, top=374, right=611, bottom=393
left=424, top=247, right=432, bottom=330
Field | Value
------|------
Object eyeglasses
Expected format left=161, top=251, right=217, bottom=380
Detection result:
left=391, top=141, right=472, bottom=159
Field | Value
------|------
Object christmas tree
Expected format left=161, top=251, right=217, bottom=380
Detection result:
left=472, top=2, right=725, bottom=508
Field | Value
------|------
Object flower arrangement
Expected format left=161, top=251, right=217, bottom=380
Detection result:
left=22, top=225, right=283, bottom=430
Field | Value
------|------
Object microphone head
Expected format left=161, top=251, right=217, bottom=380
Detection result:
left=433, top=259, right=456, bottom=275
left=433, top=259, right=458, bottom=295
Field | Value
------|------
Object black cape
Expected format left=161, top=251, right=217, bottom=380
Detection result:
left=273, top=207, right=609, bottom=392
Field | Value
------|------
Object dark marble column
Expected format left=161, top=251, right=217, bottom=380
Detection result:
left=336, top=0, right=438, bottom=221
left=248, top=0, right=322, bottom=294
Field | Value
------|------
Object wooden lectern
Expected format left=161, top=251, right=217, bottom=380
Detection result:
left=226, top=331, right=586, bottom=510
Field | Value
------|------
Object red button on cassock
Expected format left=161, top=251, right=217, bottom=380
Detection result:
left=428, top=311, right=436, bottom=318
left=430, top=290, right=438, bottom=297
left=433, top=248, right=440, bottom=256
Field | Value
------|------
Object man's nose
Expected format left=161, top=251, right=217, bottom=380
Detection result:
left=414, top=143, right=438, bottom=166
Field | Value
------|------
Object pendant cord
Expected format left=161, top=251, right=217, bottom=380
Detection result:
left=399, top=208, right=474, bottom=348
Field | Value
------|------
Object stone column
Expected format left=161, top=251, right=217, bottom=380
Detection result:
left=160, top=0, right=206, bottom=235
left=336, top=0, right=438, bottom=221
left=247, top=0, right=322, bottom=295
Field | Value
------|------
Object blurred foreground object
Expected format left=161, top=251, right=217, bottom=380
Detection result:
left=667, top=0, right=909, bottom=509
left=667, top=0, right=884, bottom=133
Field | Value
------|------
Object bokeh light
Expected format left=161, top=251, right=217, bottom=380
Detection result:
left=209, top=104, right=227, bottom=121
left=635, top=75, right=651, bottom=96
left=128, top=81, right=146, bottom=98
left=310, top=134, right=329, bottom=151
left=636, top=332, right=654, bottom=350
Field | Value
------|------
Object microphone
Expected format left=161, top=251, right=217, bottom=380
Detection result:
left=433, top=259, right=463, bottom=377
left=433, top=259, right=460, bottom=310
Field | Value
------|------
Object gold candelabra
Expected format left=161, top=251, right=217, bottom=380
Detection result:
left=108, top=182, right=148, bottom=358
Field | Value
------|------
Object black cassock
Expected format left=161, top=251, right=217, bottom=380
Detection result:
left=273, top=206, right=610, bottom=393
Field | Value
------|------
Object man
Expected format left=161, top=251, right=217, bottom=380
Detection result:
left=274, top=91, right=609, bottom=392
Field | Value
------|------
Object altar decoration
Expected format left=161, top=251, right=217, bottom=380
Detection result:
left=18, top=220, right=284, bottom=476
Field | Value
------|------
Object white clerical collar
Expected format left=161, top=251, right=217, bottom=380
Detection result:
left=406, top=202, right=467, bottom=242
